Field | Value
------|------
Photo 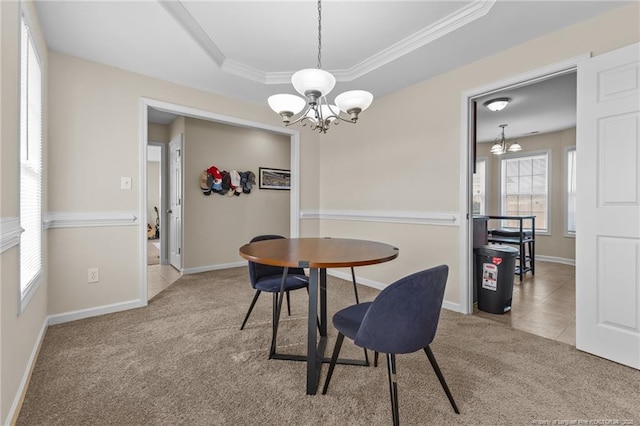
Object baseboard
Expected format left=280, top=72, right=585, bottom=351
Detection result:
left=536, top=255, right=575, bottom=266
left=182, top=261, right=246, bottom=275
left=326, top=269, right=387, bottom=291
left=5, top=317, right=48, bottom=426
left=327, top=269, right=462, bottom=313
left=441, top=300, right=463, bottom=313
left=48, top=299, right=145, bottom=325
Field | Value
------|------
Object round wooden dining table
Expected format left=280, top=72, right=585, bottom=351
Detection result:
left=239, top=237, right=399, bottom=395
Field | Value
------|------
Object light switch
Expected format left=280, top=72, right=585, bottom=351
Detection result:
left=121, top=177, right=132, bottom=190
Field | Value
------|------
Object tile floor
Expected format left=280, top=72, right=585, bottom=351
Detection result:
left=474, top=260, right=576, bottom=346
left=147, top=264, right=181, bottom=300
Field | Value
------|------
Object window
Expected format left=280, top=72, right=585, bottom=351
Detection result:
left=19, top=14, right=43, bottom=309
left=473, top=158, right=486, bottom=215
left=566, top=147, right=576, bottom=235
left=501, top=152, right=549, bottom=232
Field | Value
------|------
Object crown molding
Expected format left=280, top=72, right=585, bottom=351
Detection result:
left=334, top=0, right=496, bottom=82
left=163, top=0, right=494, bottom=85
left=44, top=211, right=139, bottom=229
left=158, top=0, right=225, bottom=66
left=0, top=217, right=24, bottom=253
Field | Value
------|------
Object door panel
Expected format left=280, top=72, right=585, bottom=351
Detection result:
left=576, top=42, right=640, bottom=369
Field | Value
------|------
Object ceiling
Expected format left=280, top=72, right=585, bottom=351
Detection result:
left=35, top=1, right=630, bottom=136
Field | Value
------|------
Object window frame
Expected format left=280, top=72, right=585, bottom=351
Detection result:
left=18, top=8, right=44, bottom=313
left=499, top=149, right=551, bottom=235
left=472, top=156, right=488, bottom=215
left=564, top=145, right=577, bottom=238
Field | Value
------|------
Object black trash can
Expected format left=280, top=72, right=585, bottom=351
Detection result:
left=474, top=245, right=518, bottom=314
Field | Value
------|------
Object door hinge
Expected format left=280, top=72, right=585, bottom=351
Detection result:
left=178, top=248, right=181, bottom=254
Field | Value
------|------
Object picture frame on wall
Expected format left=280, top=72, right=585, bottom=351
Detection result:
left=259, top=167, right=291, bottom=190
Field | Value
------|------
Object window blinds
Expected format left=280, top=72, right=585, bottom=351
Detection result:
left=20, top=17, right=43, bottom=297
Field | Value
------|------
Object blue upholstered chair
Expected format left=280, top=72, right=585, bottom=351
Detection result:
left=322, top=265, right=459, bottom=425
left=240, top=235, right=309, bottom=336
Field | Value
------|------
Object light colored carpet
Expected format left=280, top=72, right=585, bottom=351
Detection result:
left=17, top=267, right=640, bottom=425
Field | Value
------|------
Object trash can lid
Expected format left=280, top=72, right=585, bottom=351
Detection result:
left=473, top=244, right=519, bottom=257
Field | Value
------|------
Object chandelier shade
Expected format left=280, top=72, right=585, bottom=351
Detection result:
left=267, top=0, right=373, bottom=133
left=335, top=90, right=374, bottom=114
left=268, top=94, right=306, bottom=115
left=291, top=69, right=336, bottom=97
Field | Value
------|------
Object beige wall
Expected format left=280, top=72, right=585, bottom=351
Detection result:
left=478, top=128, right=577, bottom=261
left=43, top=50, right=319, bottom=320
left=1, top=1, right=49, bottom=423
left=317, top=4, right=639, bottom=304
left=183, top=118, right=290, bottom=269
left=148, top=122, right=170, bottom=143
left=1, top=3, right=638, bottom=423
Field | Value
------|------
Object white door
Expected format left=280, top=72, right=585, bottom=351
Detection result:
left=576, top=43, right=640, bottom=369
left=168, top=135, right=183, bottom=271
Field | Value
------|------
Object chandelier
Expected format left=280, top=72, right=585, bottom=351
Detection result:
left=267, top=0, right=373, bottom=134
left=490, top=124, right=522, bottom=155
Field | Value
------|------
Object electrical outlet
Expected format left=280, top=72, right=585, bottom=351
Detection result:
left=88, top=268, right=99, bottom=283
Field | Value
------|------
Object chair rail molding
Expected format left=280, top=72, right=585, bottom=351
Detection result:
left=300, top=209, right=459, bottom=227
left=44, top=211, right=139, bottom=229
left=1, top=217, right=24, bottom=253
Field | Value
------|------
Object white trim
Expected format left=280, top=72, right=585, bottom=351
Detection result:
left=4, top=317, right=48, bottom=426
left=44, top=211, right=139, bottom=229
left=564, top=145, right=577, bottom=237
left=327, top=269, right=387, bottom=291
left=140, top=101, right=150, bottom=305
left=442, top=300, right=463, bottom=313
left=300, top=209, right=459, bottom=226
left=460, top=53, right=590, bottom=315
left=327, top=269, right=464, bottom=313
left=182, top=261, right=246, bottom=275
left=160, top=0, right=493, bottom=85
left=47, top=299, right=144, bottom=325
left=537, top=255, right=575, bottom=266
left=334, top=0, right=495, bottom=82
left=0, top=217, right=24, bottom=253
left=158, top=0, right=225, bottom=66
left=474, top=156, right=488, bottom=215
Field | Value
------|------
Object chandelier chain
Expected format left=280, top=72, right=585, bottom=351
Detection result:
left=317, top=0, right=322, bottom=69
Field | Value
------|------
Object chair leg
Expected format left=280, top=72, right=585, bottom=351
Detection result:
left=374, top=351, right=379, bottom=368
left=286, top=290, right=291, bottom=316
left=240, top=290, right=261, bottom=330
left=386, top=353, right=400, bottom=426
left=321, top=332, right=345, bottom=394
left=349, top=267, right=370, bottom=365
left=424, top=346, right=460, bottom=414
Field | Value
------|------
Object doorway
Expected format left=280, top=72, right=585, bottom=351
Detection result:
left=139, top=99, right=301, bottom=304
left=471, top=74, right=577, bottom=345
left=459, top=56, right=587, bottom=343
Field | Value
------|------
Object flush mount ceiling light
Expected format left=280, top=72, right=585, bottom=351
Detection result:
left=267, top=0, right=373, bottom=134
left=483, top=97, right=511, bottom=112
left=490, top=124, right=522, bottom=155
